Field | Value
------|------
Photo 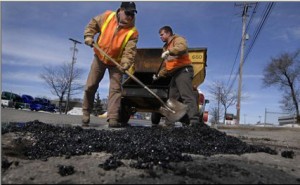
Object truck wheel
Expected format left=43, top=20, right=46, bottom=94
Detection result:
left=199, top=113, right=204, bottom=124
left=180, top=114, right=190, bottom=126
left=151, top=112, right=162, bottom=125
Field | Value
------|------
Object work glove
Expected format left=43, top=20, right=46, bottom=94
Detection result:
left=84, top=37, right=94, bottom=48
left=158, top=69, right=167, bottom=78
left=152, top=69, right=167, bottom=81
left=117, top=63, right=130, bottom=73
left=152, top=74, right=159, bottom=81
left=161, top=50, right=170, bottom=59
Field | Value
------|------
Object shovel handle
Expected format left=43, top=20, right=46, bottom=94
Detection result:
left=155, top=58, right=165, bottom=76
left=93, top=43, right=175, bottom=113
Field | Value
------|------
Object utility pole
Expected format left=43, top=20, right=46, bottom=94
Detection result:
left=236, top=2, right=250, bottom=125
left=65, top=38, right=82, bottom=114
left=264, top=108, right=267, bottom=126
left=217, top=85, right=221, bottom=125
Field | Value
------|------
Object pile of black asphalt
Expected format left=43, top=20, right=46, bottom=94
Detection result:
left=2, top=120, right=277, bottom=170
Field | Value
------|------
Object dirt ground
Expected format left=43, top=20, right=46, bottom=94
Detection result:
left=1, top=109, right=300, bottom=184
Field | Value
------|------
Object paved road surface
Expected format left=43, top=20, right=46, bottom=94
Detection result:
left=1, top=108, right=153, bottom=129
left=1, top=107, right=300, bottom=184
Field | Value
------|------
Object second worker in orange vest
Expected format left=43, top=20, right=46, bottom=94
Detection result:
left=155, top=26, right=200, bottom=127
left=82, top=2, right=139, bottom=128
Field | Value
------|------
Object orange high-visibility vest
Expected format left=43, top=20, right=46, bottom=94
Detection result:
left=94, top=11, right=137, bottom=65
left=165, top=38, right=191, bottom=71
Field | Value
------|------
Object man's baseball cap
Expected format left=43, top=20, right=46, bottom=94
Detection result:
left=120, top=2, right=137, bottom=14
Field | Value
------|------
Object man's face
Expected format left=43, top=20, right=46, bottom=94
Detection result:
left=118, top=8, right=135, bottom=27
left=159, top=30, right=170, bottom=43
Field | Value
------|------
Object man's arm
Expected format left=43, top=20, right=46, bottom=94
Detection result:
left=169, top=36, right=188, bottom=56
left=84, top=12, right=108, bottom=39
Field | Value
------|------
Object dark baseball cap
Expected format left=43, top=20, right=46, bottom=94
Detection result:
left=120, top=2, right=137, bottom=14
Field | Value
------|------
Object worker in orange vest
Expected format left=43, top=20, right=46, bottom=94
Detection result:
left=82, top=2, right=139, bottom=128
left=154, top=26, right=200, bottom=127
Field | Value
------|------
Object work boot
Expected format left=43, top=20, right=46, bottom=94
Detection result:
left=82, top=113, right=90, bottom=127
left=160, top=120, right=175, bottom=128
left=189, top=119, right=199, bottom=128
left=108, top=119, right=123, bottom=128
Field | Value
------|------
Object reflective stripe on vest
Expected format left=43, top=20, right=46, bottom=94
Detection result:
left=118, top=27, right=136, bottom=60
left=98, top=12, right=116, bottom=44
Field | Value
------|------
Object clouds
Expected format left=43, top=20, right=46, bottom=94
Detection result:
left=3, top=28, right=72, bottom=66
left=289, top=26, right=300, bottom=39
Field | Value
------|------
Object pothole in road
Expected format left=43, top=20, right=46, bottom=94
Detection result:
left=2, top=120, right=278, bottom=170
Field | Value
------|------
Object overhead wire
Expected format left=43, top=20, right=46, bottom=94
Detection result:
left=226, top=2, right=259, bottom=92
left=226, top=2, right=275, bottom=94
left=244, top=2, right=275, bottom=62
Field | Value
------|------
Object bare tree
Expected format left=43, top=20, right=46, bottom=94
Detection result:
left=93, top=91, right=104, bottom=116
left=40, top=62, right=83, bottom=114
left=208, top=81, right=237, bottom=124
left=262, top=49, right=300, bottom=121
left=209, top=106, right=223, bottom=127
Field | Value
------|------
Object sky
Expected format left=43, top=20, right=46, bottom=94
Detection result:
left=1, top=1, right=300, bottom=124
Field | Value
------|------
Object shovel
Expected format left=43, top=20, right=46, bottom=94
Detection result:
left=93, top=43, right=187, bottom=122
left=151, top=58, right=164, bottom=84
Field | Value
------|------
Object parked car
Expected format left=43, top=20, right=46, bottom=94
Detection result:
left=21, top=94, right=34, bottom=109
left=30, top=97, right=56, bottom=112
left=1, top=94, right=12, bottom=108
left=22, top=94, right=34, bottom=104
left=1, top=91, right=24, bottom=109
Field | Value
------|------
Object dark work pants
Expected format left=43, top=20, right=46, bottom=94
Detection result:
left=169, top=66, right=200, bottom=122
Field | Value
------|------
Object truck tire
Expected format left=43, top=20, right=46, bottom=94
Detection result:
left=180, top=114, right=190, bottom=126
left=151, top=112, right=162, bottom=125
left=199, top=113, right=204, bottom=124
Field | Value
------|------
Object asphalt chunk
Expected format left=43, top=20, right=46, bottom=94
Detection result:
left=2, top=121, right=278, bottom=169
left=57, top=165, right=75, bottom=176
left=281, top=150, right=295, bottom=159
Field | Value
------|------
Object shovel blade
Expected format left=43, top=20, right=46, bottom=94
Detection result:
left=159, top=99, right=188, bottom=122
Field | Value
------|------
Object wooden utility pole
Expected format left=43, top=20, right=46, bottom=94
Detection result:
left=236, top=2, right=249, bottom=125
left=65, top=38, right=82, bottom=114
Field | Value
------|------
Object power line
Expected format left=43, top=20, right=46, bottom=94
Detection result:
left=244, top=2, right=275, bottom=61
left=226, top=2, right=274, bottom=94
left=226, top=3, right=258, bottom=90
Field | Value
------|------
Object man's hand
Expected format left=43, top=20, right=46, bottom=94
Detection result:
left=158, top=69, right=167, bottom=78
left=153, top=69, right=168, bottom=81
left=84, top=37, right=94, bottom=47
left=152, top=74, right=159, bottom=81
left=117, top=63, right=130, bottom=73
left=161, top=50, right=170, bottom=59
